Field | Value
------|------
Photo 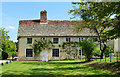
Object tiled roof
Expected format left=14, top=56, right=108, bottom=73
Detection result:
left=19, top=20, right=76, bottom=25
left=18, top=20, right=96, bottom=37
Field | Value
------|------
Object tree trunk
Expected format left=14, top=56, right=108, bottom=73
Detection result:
left=86, top=56, right=91, bottom=61
left=100, top=50, right=104, bottom=59
left=100, top=43, right=106, bottom=59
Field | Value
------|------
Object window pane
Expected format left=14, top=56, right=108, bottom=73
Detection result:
left=79, top=37, right=83, bottom=42
left=42, top=37, right=45, bottom=40
left=26, top=49, right=33, bottom=57
left=52, top=49, right=59, bottom=57
left=79, top=50, right=82, bottom=55
left=53, top=38, right=59, bottom=44
left=66, top=38, right=70, bottom=42
left=27, top=38, right=32, bottom=44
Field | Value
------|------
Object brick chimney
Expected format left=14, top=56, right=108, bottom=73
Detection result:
left=40, top=10, right=47, bottom=23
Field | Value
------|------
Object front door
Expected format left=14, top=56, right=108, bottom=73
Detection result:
left=40, top=50, right=48, bottom=61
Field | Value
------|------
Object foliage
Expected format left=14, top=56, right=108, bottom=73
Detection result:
left=2, top=51, right=8, bottom=60
left=0, top=28, right=17, bottom=58
left=105, top=44, right=113, bottom=57
left=76, top=38, right=96, bottom=61
left=15, top=42, right=18, bottom=52
left=62, top=42, right=78, bottom=59
left=31, top=38, right=55, bottom=55
left=69, top=2, right=120, bottom=59
left=93, top=47, right=101, bottom=57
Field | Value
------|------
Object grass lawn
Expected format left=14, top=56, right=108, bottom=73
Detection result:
left=92, top=57, right=120, bottom=63
left=2, top=60, right=120, bottom=77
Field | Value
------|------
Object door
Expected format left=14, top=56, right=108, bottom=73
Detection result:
left=40, top=50, right=48, bottom=61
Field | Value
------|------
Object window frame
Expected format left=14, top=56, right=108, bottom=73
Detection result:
left=27, top=38, right=32, bottom=44
left=52, top=48, right=60, bottom=57
left=79, top=37, right=83, bottom=42
left=66, top=38, right=71, bottom=42
left=26, top=48, right=33, bottom=57
left=53, top=38, right=59, bottom=44
left=79, top=49, right=82, bottom=55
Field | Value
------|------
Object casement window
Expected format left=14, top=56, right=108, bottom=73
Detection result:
left=66, top=38, right=70, bottom=42
left=79, top=37, right=83, bottom=42
left=42, top=37, right=46, bottom=40
left=79, top=50, right=82, bottom=55
left=53, top=38, right=59, bottom=44
left=26, top=49, right=33, bottom=57
left=27, top=38, right=32, bottom=44
left=52, top=49, right=59, bottom=57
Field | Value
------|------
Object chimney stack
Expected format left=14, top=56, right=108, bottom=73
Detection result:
left=40, top=10, right=47, bottom=23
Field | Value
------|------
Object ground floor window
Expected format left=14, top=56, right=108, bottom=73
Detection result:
left=26, top=49, right=33, bottom=57
left=52, top=49, right=59, bottom=57
left=79, top=49, right=82, bottom=55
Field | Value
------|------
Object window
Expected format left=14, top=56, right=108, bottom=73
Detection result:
left=27, top=38, right=32, bottom=44
left=42, top=37, right=45, bottom=40
left=53, top=38, right=59, bottom=44
left=26, top=49, right=33, bottom=57
left=66, top=38, right=70, bottom=42
left=52, top=49, right=59, bottom=57
left=79, top=37, right=83, bottom=42
left=79, top=50, right=82, bottom=55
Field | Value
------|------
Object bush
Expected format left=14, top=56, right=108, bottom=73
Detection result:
left=105, top=45, right=113, bottom=57
left=93, top=47, right=101, bottom=57
left=76, top=38, right=96, bottom=61
left=2, top=51, right=8, bottom=60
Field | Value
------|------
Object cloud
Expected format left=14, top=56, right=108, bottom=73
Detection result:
left=8, top=26, right=16, bottom=29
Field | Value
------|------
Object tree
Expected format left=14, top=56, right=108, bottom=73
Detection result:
left=15, top=42, right=18, bottom=52
left=76, top=38, right=96, bottom=61
left=62, top=42, right=78, bottom=59
left=0, top=28, right=17, bottom=58
left=31, top=38, right=55, bottom=57
left=69, top=2, right=120, bottom=59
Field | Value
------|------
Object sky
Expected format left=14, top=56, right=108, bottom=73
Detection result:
left=1, top=2, right=76, bottom=42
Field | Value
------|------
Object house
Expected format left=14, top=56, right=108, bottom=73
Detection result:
left=114, top=39, right=120, bottom=56
left=17, top=10, right=117, bottom=61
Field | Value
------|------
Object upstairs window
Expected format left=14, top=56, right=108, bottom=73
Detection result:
left=42, top=37, right=46, bottom=40
left=66, top=38, right=70, bottom=42
left=27, top=38, right=32, bottom=44
left=53, top=38, right=59, bottom=44
left=52, top=49, right=59, bottom=57
left=79, top=37, right=83, bottom=42
left=26, top=49, right=33, bottom=57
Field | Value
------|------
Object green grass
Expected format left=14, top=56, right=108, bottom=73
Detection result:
left=2, top=60, right=120, bottom=77
left=92, top=57, right=120, bottom=63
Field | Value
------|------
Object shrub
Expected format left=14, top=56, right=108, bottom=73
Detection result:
left=93, top=47, right=101, bottom=57
left=105, top=45, right=113, bottom=57
left=2, top=51, right=8, bottom=60
left=76, top=38, right=96, bottom=61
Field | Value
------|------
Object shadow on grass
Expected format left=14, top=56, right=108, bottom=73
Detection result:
left=86, top=62, right=120, bottom=75
left=22, top=61, right=90, bottom=65
left=2, top=74, right=120, bottom=77
left=2, top=61, right=120, bottom=77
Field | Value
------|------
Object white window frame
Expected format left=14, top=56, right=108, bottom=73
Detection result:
left=25, top=48, right=33, bottom=57
left=66, top=38, right=71, bottom=42
left=42, top=37, right=46, bottom=40
left=79, top=37, right=83, bottom=42
left=53, top=38, right=59, bottom=44
left=52, top=48, right=60, bottom=57
left=27, top=38, right=32, bottom=44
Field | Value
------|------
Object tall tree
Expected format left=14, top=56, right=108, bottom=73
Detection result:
left=0, top=28, right=17, bottom=58
left=69, top=2, right=120, bottom=59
